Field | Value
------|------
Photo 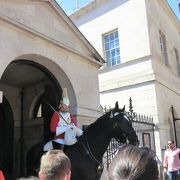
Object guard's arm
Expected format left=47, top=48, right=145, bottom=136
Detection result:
left=50, top=112, right=59, bottom=133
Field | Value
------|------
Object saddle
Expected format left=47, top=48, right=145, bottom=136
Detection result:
left=43, top=125, right=83, bottom=151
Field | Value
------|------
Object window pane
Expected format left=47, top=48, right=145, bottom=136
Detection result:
left=115, top=39, right=119, bottom=47
left=112, top=57, right=116, bottom=65
left=105, top=36, right=109, bottom=43
left=110, top=33, right=114, bottom=41
left=116, top=56, right=120, bottom=64
left=106, top=51, right=110, bottom=59
left=116, top=49, right=120, bottom=56
left=105, top=43, right=109, bottom=51
left=107, top=58, right=111, bottom=66
left=111, top=49, right=115, bottom=57
left=110, top=41, right=114, bottom=49
left=115, top=31, right=118, bottom=39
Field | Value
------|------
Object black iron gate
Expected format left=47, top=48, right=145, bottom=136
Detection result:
left=104, top=97, right=156, bottom=168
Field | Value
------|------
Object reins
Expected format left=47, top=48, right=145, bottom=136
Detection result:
left=80, top=135, right=104, bottom=170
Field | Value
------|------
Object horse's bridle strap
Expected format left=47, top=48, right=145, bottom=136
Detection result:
left=80, top=135, right=103, bottom=169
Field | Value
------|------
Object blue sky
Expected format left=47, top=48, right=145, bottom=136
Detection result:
left=56, top=0, right=180, bottom=21
left=56, top=0, right=92, bottom=15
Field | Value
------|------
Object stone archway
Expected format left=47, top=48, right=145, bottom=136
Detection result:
left=0, top=57, right=76, bottom=178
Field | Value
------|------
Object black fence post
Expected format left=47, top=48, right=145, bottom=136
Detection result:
left=171, top=106, right=180, bottom=147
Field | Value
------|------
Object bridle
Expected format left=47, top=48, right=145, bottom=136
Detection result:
left=79, top=110, right=132, bottom=171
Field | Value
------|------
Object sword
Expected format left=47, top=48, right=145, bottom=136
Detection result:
left=43, top=99, right=69, bottom=125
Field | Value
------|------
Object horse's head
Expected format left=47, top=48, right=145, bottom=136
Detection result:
left=108, top=102, right=139, bottom=146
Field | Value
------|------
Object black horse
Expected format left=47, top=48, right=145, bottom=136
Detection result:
left=27, top=102, right=139, bottom=180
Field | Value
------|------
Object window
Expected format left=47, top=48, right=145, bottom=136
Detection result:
left=159, top=30, right=168, bottom=65
left=174, top=48, right=180, bottom=76
left=34, top=100, right=42, bottom=118
left=142, top=133, right=151, bottom=148
left=103, top=30, right=120, bottom=67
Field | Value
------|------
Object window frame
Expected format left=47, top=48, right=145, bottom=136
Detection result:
left=102, top=29, right=120, bottom=67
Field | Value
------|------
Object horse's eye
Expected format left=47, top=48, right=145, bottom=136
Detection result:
left=114, top=112, right=119, bottom=117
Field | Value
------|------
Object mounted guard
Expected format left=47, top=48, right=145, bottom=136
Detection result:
left=27, top=101, right=139, bottom=179
left=44, top=88, right=83, bottom=151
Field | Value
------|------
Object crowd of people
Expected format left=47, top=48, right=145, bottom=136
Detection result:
left=7, top=141, right=180, bottom=180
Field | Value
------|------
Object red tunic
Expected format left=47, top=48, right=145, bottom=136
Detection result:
left=0, top=170, right=5, bottom=180
left=50, top=111, right=77, bottom=140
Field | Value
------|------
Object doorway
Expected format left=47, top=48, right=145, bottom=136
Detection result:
left=0, top=97, right=14, bottom=180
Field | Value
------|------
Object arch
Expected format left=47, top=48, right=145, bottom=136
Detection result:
left=14, top=54, right=77, bottom=111
left=0, top=96, right=14, bottom=179
left=0, top=54, right=77, bottom=177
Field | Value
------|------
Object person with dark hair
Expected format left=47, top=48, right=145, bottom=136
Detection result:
left=163, top=140, right=180, bottom=180
left=108, top=145, right=158, bottom=180
left=39, top=150, right=71, bottom=180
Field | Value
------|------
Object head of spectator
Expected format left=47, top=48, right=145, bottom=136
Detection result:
left=39, top=150, right=71, bottom=180
left=108, top=145, right=158, bottom=180
left=167, top=140, right=175, bottom=150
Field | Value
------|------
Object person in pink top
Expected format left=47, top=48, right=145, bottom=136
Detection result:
left=163, top=140, right=180, bottom=180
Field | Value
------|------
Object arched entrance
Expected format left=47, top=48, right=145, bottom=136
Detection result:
left=0, top=97, right=14, bottom=180
left=0, top=58, right=75, bottom=178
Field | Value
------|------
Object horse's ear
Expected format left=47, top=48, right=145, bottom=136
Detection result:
left=115, top=101, right=119, bottom=110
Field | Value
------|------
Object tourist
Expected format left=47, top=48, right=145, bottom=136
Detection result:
left=39, top=150, right=71, bottom=180
left=108, top=144, right=158, bottom=180
left=163, top=140, right=180, bottom=180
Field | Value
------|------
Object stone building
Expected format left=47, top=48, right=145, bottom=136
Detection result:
left=0, top=0, right=103, bottom=178
left=70, top=0, right=180, bottom=161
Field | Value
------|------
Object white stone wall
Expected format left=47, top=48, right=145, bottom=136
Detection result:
left=0, top=0, right=103, bottom=122
left=71, top=0, right=180, bottom=161
left=0, top=1, right=104, bottom=175
left=146, top=0, right=180, bottom=158
left=72, top=0, right=151, bottom=62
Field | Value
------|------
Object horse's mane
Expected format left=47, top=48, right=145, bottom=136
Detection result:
left=84, top=111, right=111, bottom=136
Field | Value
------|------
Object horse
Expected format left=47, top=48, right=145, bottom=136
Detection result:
left=26, top=102, right=139, bottom=180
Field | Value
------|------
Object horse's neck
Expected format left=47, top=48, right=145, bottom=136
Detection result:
left=83, top=116, right=113, bottom=161
left=85, top=130, right=111, bottom=160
